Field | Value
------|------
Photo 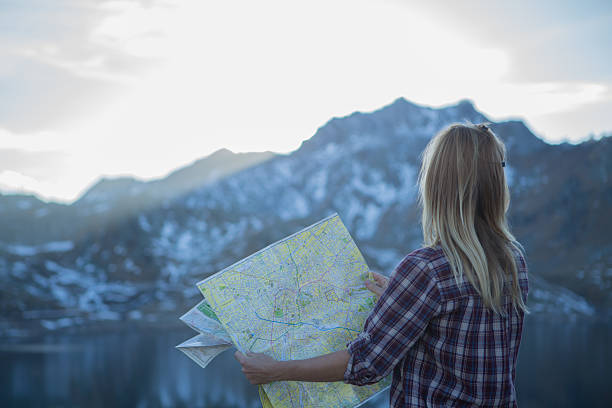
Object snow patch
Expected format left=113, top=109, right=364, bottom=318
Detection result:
left=356, top=202, right=381, bottom=239
left=529, top=278, right=596, bottom=317
left=4, top=240, right=74, bottom=256
left=309, top=170, right=328, bottom=202
left=138, top=214, right=152, bottom=232
left=128, top=310, right=143, bottom=320
left=94, top=310, right=121, bottom=320
left=250, top=217, right=264, bottom=232
left=113, top=245, right=127, bottom=256
left=176, top=231, right=194, bottom=255
left=40, top=318, right=74, bottom=330
left=16, top=200, right=32, bottom=210
left=123, top=258, right=141, bottom=274
left=11, top=261, right=28, bottom=279
left=274, top=159, right=293, bottom=180
left=351, top=167, right=397, bottom=206
left=45, top=260, right=81, bottom=284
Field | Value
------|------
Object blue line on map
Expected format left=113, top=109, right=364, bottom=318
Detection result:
left=253, top=310, right=360, bottom=333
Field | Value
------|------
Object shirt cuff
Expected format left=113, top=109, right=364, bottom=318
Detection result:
left=343, top=331, right=374, bottom=385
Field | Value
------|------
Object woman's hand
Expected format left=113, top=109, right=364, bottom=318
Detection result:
left=365, top=270, right=389, bottom=297
left=235, top=349, right=350, bottom=384
left=234, top=351, right=282, bottom=385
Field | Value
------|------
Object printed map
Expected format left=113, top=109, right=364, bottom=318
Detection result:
left=197, top=214, right=390, bottom=408
left=176, top=299, right=233, bottom=368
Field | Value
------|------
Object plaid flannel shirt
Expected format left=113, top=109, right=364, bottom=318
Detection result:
left=344, top=244, right=529, bottom=407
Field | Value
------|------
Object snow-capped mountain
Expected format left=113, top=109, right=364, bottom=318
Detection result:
left=2, top=97, right=609, bottom=335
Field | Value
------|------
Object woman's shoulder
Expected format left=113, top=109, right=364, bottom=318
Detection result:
left=390, top=245, right=469, bottom=304
left=394, top=242, right=529, bottom=303
left=404, top=244, right=445, bottom=262
left=393, top=245, right=449, bottom=281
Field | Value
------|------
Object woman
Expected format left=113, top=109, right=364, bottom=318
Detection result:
left=234, top=122, right=529, bottom=407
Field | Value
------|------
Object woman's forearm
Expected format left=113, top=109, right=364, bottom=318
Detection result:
left=277, top=349, right=350, bottom=382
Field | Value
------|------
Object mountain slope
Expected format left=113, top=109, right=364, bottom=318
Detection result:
left=0, top=149, right=275, bottom=246
left=1, top=97, right=608, bottom=335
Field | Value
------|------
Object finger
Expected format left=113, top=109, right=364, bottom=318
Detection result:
left=375, top=276, right=388, bottom=288
left=234, top=351, right=246, bottom=363
left=248, top=375, right=267, bottom=385
left=372, top=272, right=386, bottom=285
left=365, top=280, right=382, bottom=290
left=248, top=376, right=261, bottom=385
left=365, top=280, right=383, bottom=296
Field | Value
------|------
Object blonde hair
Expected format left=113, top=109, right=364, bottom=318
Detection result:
left=418, top=121, right=528, bottom=314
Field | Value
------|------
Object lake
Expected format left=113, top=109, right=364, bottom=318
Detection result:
left=1, top=317, right=610, bottom=407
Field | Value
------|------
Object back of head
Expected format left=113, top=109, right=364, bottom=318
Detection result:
left=418, top=121, right=528, bottom=314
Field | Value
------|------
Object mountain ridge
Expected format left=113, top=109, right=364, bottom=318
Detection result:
left=1, top=97, right=609, bottom=336
left=0, top=148, right=275, bottom=245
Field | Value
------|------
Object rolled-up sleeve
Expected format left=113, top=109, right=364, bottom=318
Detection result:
left=343, top=254, right=442, bottom=386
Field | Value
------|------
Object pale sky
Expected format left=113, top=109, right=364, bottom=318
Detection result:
left=1, top=0, right=611, bottom=203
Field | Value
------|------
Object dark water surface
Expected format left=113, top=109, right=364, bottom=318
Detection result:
left=1, top=317, right=610, bottom=407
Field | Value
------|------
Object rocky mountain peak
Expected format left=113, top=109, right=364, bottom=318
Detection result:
left=296, top=97, right=490, bottom=156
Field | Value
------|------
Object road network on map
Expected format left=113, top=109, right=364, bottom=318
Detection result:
left=198, top=214, right=390, bottom=408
